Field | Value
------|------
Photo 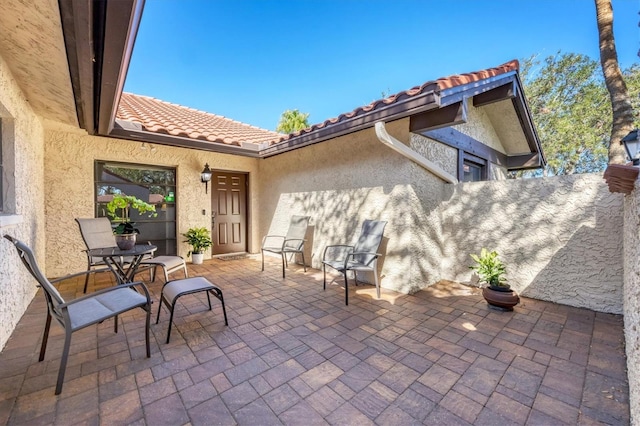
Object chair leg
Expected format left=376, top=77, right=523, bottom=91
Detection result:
left=211, top=287, right=229, bottom=326
left=55, top=329, right=73, bottom=395
left=163, top=266, right=169, bottom=284
left=155, top=294, right=164, bottom=324
left=374, top=261, right=380, bottom=299
left=83, top=261, right=91, bottom=293
left=144, top=304, right=151, bottom=358
left=301, top=251, right=307, bottom=272
left=166, top=301, right=177, bottom=344
left=39, top=312, right=52, bottom=362
left=114, top=315, right=118, bottom=333
left=206, top=291, right=212, bottom=310
left=323, top=264, right=326, bottom=290
left=281, top=253, right=286, bottom=279
left=261, top=250, right=265, bottom=272
left=344, top=272, right=349, bottom=306
left=182, top=263, right=188, bottom=278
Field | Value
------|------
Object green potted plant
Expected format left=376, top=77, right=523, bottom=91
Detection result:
left=105, top=194, right=157, bottom=249
left=469, top=248, right=519, bottom=310
left=182, top=227, right=213, bottom=264
left=469, top=248, right=508, bottom=289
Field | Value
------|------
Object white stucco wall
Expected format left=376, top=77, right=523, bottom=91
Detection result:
left=441, top=174, right=624, bottom=313
left=0, top=53, right=46, bottom=350
left=624, top=184, right=640, bottom=424
left=44, top=127, right=260, bottom=277
left=258, top=118, right=442, bottom=294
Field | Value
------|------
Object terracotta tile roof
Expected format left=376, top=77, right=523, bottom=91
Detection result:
left=116, top=93, right=281, bottom=146
left=277, top=59, right=520, bottom=142
left=116, top=60, right=519, bottom=149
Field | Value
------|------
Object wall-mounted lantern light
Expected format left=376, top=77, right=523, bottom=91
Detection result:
left=201, top=163, right=212, bottom=193
left=621, top=129, right=640, bottom=166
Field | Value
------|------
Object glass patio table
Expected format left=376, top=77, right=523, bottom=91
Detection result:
left=87, top=244, right=157, bottom=285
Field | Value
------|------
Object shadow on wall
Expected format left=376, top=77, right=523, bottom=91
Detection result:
left=436, top=174, right=623, bottom=313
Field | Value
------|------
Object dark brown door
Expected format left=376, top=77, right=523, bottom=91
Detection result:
left=211, top=172, right=247, bottom=255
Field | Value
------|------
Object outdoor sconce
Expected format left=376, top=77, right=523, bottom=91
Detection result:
left=621, top=129, right=640, bottom=166
left=201, top=163, right=212, bottom=193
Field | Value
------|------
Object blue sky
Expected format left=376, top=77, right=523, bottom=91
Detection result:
left=124, top=0, right=639, bottom=132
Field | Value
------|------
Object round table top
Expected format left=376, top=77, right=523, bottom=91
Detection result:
left=87, top=244, right=157, bottom=257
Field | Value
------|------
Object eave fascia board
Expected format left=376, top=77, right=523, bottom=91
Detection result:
left=511, top=74, right=547, bottom=166
left=110, top=121, right=261, bottom=158
left=438, top=72, right=518, bottom=108
left=59, top=0, right=95, bottom=133
left=260, top=90, right=441, bottom=158
left=96, top=0, right=145, bottom=136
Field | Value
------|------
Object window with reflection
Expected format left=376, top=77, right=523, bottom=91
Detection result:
left=95, top=161, right=177, bottom=255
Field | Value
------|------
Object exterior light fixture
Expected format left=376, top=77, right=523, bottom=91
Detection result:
left=621, top=129, right=640, bottom=166
left=201, top=163, right=212, bottom=193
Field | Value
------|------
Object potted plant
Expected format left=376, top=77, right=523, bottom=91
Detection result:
left=182, top=227, right=212, bottom=264
left=105, top=194, right=157, bottom=249
left=469, top=248, right=519, bottom=310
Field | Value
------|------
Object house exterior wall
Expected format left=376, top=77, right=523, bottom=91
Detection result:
left=624, top=185, right=640, bottom=424
left=258, top=118, right=445, bottom=294
left=0, top=53, right=46, bottom=350
left=441, top=174, right=623, bottom=314
left=44, top=126, right=260, bottom=277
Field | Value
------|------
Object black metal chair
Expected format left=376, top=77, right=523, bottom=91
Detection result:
left=4, top=235, right=151, bottom=395
left=261, top=215, right=310, bottom=278
left=322, top=220, right=387, bottom=305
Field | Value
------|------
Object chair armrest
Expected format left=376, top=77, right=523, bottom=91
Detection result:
left=346, top=251, right=382, bottom=267
left=283, top=238, right=305, bottom=250
left=49, top=269, right=98, bottom=284
left=262, top=235, right=285, bottom=248
left=59, top=281, right=151, bottom=309
left=322, top=244, right=354, bottom=261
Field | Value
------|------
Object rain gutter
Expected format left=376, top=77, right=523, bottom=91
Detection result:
left=374, top=121, right=458, bottom=184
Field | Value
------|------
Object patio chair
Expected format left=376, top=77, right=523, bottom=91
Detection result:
left=261, top=215, right=310, bottom=278
left=75, top=218, right=188, bottom=292
left=3, top=235, right=151, bottom=395
left=322, top=220, right=387, bottom=305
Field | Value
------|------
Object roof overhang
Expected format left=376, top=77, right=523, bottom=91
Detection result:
left=60, top=0, right=144, bottom=134
left=409, top=72, right=546, bottom=171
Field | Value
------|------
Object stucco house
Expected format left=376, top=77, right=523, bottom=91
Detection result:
left=2, top=0, right=640, bottom=421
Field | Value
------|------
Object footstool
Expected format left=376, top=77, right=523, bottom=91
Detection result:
left=155, top=277, right=228, bottom=343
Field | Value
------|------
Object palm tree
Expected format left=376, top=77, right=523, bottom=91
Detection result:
left=595, top=0, right=635, bottom=164
left=276, top=109, right=310, bottom=134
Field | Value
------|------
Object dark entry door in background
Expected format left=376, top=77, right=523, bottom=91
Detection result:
left=211, top=172, right=247, bottom=255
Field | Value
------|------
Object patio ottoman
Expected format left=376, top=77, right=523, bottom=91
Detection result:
left=155, top=277, right=228, bottom=343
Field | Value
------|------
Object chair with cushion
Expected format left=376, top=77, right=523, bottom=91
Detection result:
left=261, top=215, right=310, bottom=278
left=4, top=235, right=151, bottom=395
left=75, top=217, right=188, bottom=292
left=155, top=277, right=228, bottom=343
left=322, top=220, right=387, bottom=305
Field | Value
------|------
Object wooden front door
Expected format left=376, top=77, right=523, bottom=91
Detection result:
left=211, top=172, right=247, bottom=255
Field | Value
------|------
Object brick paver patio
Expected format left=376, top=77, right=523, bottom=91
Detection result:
left=0, top=256, right=630, bottom=425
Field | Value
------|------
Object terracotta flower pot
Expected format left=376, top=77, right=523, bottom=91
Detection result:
left=482, top=286, right=520, bottom=311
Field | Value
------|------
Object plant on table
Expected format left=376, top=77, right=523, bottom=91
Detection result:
left=182, top=227, right=213, bottom=257
left=469, top=248, right=508, bottom=289
left=106, top=194, right=157, bottom=235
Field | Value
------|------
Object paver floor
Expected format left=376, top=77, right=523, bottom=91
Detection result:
left=0, top=256, right=630, bottom=425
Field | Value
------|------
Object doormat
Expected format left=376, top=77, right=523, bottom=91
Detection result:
left=217, top=254, right=248, bottom=261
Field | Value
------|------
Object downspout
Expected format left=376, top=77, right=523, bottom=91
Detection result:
left=374, top=122, right=458, bottom=184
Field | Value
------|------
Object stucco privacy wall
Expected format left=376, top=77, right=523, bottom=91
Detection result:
left=258, top=118, right=447, bottom=294
left=0, top=54, right=46, bottom=350
left=441, top=174, right=624, bottom=314
left=44, top=128, right=260, bottom=277
left=623, top=184, right=640, bottom=424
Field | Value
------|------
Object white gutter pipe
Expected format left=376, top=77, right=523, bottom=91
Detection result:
left=374, top=121, right=458, bottom=184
